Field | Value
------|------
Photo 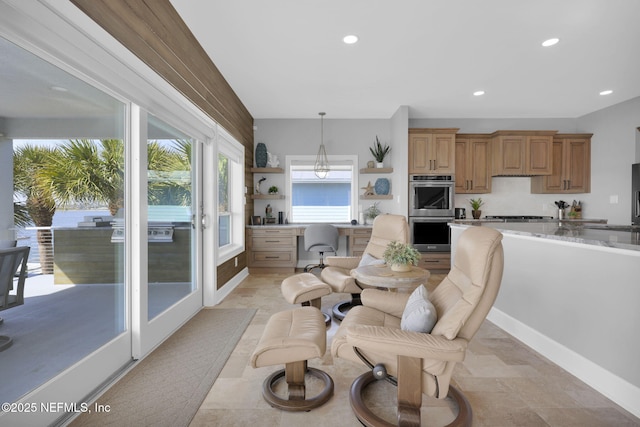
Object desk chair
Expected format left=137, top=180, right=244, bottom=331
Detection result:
left=303, top=224, right=339, bottom=273
left=331, top=226, right=504, bottom=426
left=321, top=214, right=409, bottom=321
left=1, top=246, right=30, bottom=351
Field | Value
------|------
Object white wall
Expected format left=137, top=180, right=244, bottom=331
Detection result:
left=253, top=116, right=404, bottom=220
left=577, top=96, right=640, bottom=224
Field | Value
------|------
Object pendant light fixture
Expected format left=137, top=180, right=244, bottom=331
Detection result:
left=314, top=112, right=330, bottom=179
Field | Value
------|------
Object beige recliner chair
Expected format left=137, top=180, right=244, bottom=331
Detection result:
left=320, top=214, right=409, bottom=321
left=332, top=226, right=504, bottom=426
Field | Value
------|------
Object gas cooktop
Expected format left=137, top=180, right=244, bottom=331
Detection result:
left=485, top=215, right=554, bottom=221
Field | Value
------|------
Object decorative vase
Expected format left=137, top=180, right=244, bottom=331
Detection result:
left=367, top=160, right=375, bottom=168
left=472, top=210, right=482, bottom=219
left=390, top=263, right=412, bottom=272
left=255, top=143, right=268, bottom=168
left=374, top=178, right=390, bottom=195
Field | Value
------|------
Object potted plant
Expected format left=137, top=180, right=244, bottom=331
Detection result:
left=469, top=198, right=484, bottom=219
left=364, top=202, right=381, bottom=224
left=383, top=241, right=421, bottom=272
left=268, top=185, right=279, bottom=195
left=369, top=136, right=391, bottom=168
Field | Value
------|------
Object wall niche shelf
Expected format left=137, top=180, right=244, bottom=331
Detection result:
left=360, top=167, right=393, bottom=174
left=251, top=167, right=283, bottom=174
left=360, top=195, right=393, bottom=200
left=251, top=194, right=285, bottom=200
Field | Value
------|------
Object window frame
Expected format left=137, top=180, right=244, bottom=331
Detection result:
left=285, top=155, right=359, bottom=223
left=216, top=127, right=245, bottom=263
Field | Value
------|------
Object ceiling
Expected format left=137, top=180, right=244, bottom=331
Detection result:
left=169, top=0, right=640, bottom=119
left=0, top=37, right=122, bottom=120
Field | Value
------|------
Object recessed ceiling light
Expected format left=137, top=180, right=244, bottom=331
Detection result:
left=343, top=35, right=358, bottom=44
left=599, top=90, right=613, bottom=95
left=473, top=90, right=485, bottom=96
left=542, top=38, right=559, bottom=47
left=50, top=86, right=68, bottom=92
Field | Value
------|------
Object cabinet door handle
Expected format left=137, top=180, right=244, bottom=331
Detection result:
left=265, top=240, right=281, bottom=243
left=265, top=256, right=280, bottom=259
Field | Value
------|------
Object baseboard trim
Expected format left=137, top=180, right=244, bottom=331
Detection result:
left=487, top=307, right=640, bottom=419
left=212, top=268, right=249, bottom=305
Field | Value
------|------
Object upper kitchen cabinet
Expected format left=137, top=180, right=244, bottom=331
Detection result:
left=531, top=133, right=592, bottom=194
left=455, top=134, right=491, bottom=194
left=409, top=128, right=459, bottom=175
left=491, top=130, right=557, bottom=176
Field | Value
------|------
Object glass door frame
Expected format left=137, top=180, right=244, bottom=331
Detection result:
left=0, top=2, right=216, bottom=424
left=132, top=108, right=205, bottom=358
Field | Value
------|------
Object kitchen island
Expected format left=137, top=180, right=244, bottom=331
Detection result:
left=450, top=221, right=640, bottom=418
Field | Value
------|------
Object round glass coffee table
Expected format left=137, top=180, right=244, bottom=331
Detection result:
left=351, top=264, right=430, bottom=291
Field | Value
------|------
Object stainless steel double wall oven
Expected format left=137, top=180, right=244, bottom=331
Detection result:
left=409, top=175, right=454, bottom=252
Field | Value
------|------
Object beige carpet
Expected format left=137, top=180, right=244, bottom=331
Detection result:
left=69, top=308, right=256, bottom=427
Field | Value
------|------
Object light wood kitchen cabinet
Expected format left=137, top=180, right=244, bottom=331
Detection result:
left=531, top=133, right=592, bottom=194
left=455, top=134, right=491, bottom=194
left=418, top=252, right=450, bottom=272
left=409, top=128, right=459, bottom=175
left=247, top=227, right=296, bottom=272
left=349, top=227, right=372, bottom=257
left=491, top=130, right=556, bottom=176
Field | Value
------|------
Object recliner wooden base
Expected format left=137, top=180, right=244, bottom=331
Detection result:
left=262, top=360, right=334, bottom=412
left=349, top=371, right=472, bottom=427
left=332, top=293, right=362, bottom=321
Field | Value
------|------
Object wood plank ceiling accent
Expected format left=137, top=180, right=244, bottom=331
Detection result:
left=69, top=0, right=254, bottom=146
left=69, top=0, right=253, bottom=285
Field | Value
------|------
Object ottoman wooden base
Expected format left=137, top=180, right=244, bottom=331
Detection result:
left=263, top=361, right=334, bottom=412
left=251, top=307, right=334, bottom=411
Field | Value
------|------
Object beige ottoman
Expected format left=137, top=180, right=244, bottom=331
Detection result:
left=281, top=272, right=332, bottom=326
left=251, top=307, right=334, bottom=411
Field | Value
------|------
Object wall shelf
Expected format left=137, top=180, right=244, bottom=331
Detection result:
left=251, top=167, right=283, bottom=174
left=251, top=194, right=285, bottom=200
left=360, top=195, right=393, bottom=200
left=360, top=167, right=393, bottom=174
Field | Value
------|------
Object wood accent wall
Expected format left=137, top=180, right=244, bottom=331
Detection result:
left=70, top=0, right=254, bottom=287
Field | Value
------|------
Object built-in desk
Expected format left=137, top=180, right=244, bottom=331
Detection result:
left=246, top=224, right=372, bottom=273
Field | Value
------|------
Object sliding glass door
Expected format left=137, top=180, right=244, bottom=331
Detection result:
left=0, top=34, right=133, bottom=426
left=135, top=114, right=202, bottom=356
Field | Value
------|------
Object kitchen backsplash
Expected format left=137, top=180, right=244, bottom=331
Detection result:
left=453, top=176, right=589, bottom=219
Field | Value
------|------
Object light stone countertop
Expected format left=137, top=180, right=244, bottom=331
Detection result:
left=450, top=221, right=640, bottom=252
left=246, top=223, right=371, bottom=230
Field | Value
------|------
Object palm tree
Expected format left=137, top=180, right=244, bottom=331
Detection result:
left=147, top=140, right=192, bottom=207
left=46, top=139, right=191, bottom=215
left=13, top=145, right=59, bottom=273
left=44, top=139, right=125, bottom=216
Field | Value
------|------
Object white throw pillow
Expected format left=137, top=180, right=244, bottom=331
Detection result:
left=401, top=285, right=437, bottom=333
left=358, top=252, right=385, bottom=268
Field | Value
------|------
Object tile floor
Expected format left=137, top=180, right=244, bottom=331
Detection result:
left=190, top=273, right=640, bottom=427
